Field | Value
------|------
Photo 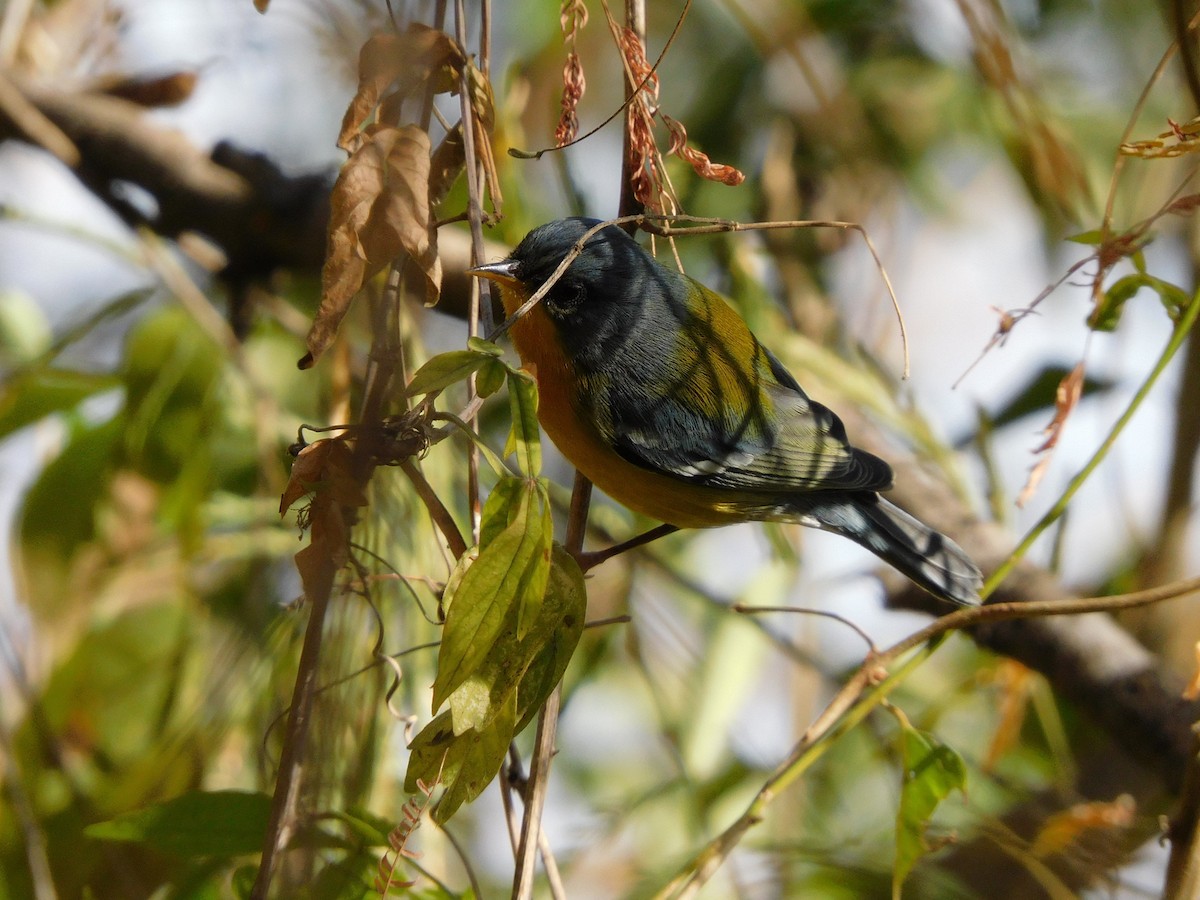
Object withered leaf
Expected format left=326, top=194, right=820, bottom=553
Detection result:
left=281, top=438, right=366, bottom=604
left=1029, top=796, right=1135, bottom=858
left=338, top=25, right=466, bottom=153
left=1016, top=363, right=1084, bottom=508
left=303, top=124, right=442, bottom=368
left=279, top=439, right=366, bottom=517
left=97, top=72, right=198, bottom=107
left=662, top=114, right=745, bottom=186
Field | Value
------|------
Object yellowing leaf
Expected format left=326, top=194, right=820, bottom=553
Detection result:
left=403, top=698, right=516, bottom=825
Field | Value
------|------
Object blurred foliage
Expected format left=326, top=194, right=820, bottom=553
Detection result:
left=1, top=0, right=1197, bottom=898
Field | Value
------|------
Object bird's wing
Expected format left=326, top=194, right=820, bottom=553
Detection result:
left=603, top=342, right=893, bottom=494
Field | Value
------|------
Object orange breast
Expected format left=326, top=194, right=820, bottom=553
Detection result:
left=508, top=301, right=751, bottom=528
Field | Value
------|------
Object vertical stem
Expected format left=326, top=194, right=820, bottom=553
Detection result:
left=1165, top=725, right=1200, bottom=900
left=253, top=277, right=400, bottom=898
left=617, top=0, right=647, bottom=228
left=511, top=475, right=592, bottom=899
left=455, top=0, right=492, bottom=543
left=982, top=287, right=1200, bottom=598
left=513, top=3, right=645, bottom=893
left=249, top=588, right=332, bottom=899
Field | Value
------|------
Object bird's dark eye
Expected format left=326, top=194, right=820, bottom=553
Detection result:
left=544, top=280, right=586, bottom=319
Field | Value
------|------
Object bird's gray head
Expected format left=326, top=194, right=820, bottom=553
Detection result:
left=505, top=217, right=674, bottom=368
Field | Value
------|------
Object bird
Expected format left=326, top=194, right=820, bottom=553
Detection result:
left=470, top=217, right=982, bottom=605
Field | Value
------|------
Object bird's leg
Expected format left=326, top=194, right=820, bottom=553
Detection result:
left=573, top=523, right=679, bottom=572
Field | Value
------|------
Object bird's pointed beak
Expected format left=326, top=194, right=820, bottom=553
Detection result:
left=468, top=259, right=520, bottom=286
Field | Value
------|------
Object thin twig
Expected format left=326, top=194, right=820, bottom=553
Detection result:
left=486, top=213, right=909, bottom=376
left=511, top=472, right=593, bottom=898
left=250, top=575, right=335, bottom=898
left=399, top=458, right=468, bottom=559
left=731, top=604, right=878, bottom=654
left=511, top=684, right=563, bottom=899
left=983, top=284, right=1200, bottom=597
left=655, top=574, right=1200, bottom=897
left=254, top=247, right=404, bottom=899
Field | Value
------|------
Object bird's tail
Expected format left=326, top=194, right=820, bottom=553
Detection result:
left=801, top=494, right=982, bottom=606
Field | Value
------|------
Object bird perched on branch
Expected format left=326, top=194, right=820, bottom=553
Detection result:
left=471, top=217, right=982, bottom=605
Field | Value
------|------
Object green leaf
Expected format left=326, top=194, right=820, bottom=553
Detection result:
left=1090, top=273, right=1144, bottom=331
left=432, top=482, right=553, bottom=711
left=1064, top=229, right=1104, bottom=245
left=1091, top=273, right=1192, bottom=330
left=447, top=538, right=580, bottom=736
left=514, top=545, right=587, bottom=733
left=893, top=725, right=967, bottom=897
left=466, top=335, right=504, bottom=356
left=0, top=368, right=117, bottom=439
left=402, top=701, right=515, bottom=826
left=405, top=348, right=500, bottom=397
left=475, top=357, right=507, bottom=398
left=1148, top=276, right=1192, bottom=322
left=232, top=865, right=257, bottom=899
left=405, top=711, right=463, bottom=796
left=84, top=790, right=271, bottom=857
left=19, top=416, right=120, bottom=612
left=479, top=476, right=525, bottom=550
left=515, top=483, right=553, bottom=639
left=435, top=693, right=515, bottom=823
left=333, top=808, right=392, bottom=846
left=505, top=368, right=541, bottom=476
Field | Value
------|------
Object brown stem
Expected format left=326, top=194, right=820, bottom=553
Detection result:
left=575, top=522, right=678, bottom=571
left=249, top=581, right=333, bottom=898
left=1166, top=724, right=1200, bottom=899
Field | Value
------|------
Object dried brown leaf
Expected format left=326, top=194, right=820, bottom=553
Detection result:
left=280, top=440, right=334, bottom=515
left=560, top=0, right=588, bottom=37
left=555, top=52, right=585, bottom=146
left=1168, top=194, right=1200, bottom=217
left=1121, top=116, right=1200, bottom=159
left=662, top=114, right=745, bottom=186
left=1035, top=363, right=1085, bottom=455
left=280, top=439, right=366, bottom=516
left=982, top=660, right=1032, bottom=772
left=1030, top=795, right=1135, bottom=858
left=303, top=125, right=441, bottom=367
left=97, top=72, right=198, bottom=107
left=338, top=25, right=465, bottom=153
left=282, top=438, right=365, bottom=603
left=1016, top=363, right=1084, bottom=508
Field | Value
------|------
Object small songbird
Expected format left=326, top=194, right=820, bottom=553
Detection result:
left=471, top=217, right=982, bottom=605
